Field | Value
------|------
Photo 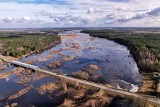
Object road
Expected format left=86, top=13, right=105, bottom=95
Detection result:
left=38, top=69, right=160, bottom=106
left=0, top=55, right=160, bottom=106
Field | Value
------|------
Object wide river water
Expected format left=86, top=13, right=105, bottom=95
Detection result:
left=0, top=30, right=141, bottom=106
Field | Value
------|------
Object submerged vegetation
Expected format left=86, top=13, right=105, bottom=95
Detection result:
left=82, top=29, right=160, bottom=97
left=0, top=33, right=60, bottom=57
left=81, top=30, right=160, bottom=73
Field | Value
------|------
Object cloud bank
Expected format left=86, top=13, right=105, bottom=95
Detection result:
left=0, top=0, right=160, bottom=28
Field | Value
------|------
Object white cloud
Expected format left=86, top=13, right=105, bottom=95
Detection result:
left=3, top=17, right=13, bottom=23
left=112, top=6, right=160, bottom=23
left=1, top=0, right=160, bottom=28
left=87, top=7, right=95, bottom=14
left=148, top=7, right=160, bottom=16
left=23, top=17, right=30, bottom=21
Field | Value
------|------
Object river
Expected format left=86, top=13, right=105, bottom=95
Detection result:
left=0, top=30, right=141, bottom=106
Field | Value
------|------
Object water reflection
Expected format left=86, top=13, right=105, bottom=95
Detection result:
left=0, top=30, right=142, bottom=106
left=22, top=31, right=141, bottom=90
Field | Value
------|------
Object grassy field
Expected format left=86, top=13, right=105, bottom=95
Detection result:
left=0, top=34, right=60, bottom=57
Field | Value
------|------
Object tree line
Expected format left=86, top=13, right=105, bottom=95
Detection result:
left=0, top=35, right=60, bottom=57
left=81, top=30, right=160, bottom=73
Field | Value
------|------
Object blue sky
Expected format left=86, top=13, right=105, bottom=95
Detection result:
left=0, top=0, right=160, bottom=28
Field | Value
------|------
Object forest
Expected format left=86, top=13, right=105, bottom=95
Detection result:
left=81, top=30, right=160, bottom=73
left=0, top=34, right=60, bottom=57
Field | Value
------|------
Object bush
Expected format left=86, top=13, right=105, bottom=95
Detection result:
left=72, top=70, right=89, bottom=80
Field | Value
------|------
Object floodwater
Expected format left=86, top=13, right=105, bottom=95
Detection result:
left=0, top=30, right=141, bottom=106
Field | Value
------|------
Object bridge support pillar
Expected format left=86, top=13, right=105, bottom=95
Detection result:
left=157, top=80, right=160, bottom=97
left=75, top=81, right=79, bottom=87
left=61, top=78, right=67, bottom=91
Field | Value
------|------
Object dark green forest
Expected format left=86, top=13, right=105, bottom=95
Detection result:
left=0, top=35, right=60, bottom=57
left=81, top=30, right=160, bottom=73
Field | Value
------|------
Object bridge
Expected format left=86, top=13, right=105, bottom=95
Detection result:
left=0, top=55, right=160, bottom=106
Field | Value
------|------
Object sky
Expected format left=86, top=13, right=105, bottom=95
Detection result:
left=1, top=0, right=160, bottom=28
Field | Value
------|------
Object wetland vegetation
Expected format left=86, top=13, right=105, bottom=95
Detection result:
left=81, top=29, right=160, bottom=97
left=81, top=30, right=160, bottom=73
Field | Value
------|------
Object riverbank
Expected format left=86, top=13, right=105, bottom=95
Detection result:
left=81, top=30, right=160, bottom=97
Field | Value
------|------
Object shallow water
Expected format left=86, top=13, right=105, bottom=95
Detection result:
left=0, top=30, right=141, bottom=106
left=22, top=30, right=141, bottom=88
